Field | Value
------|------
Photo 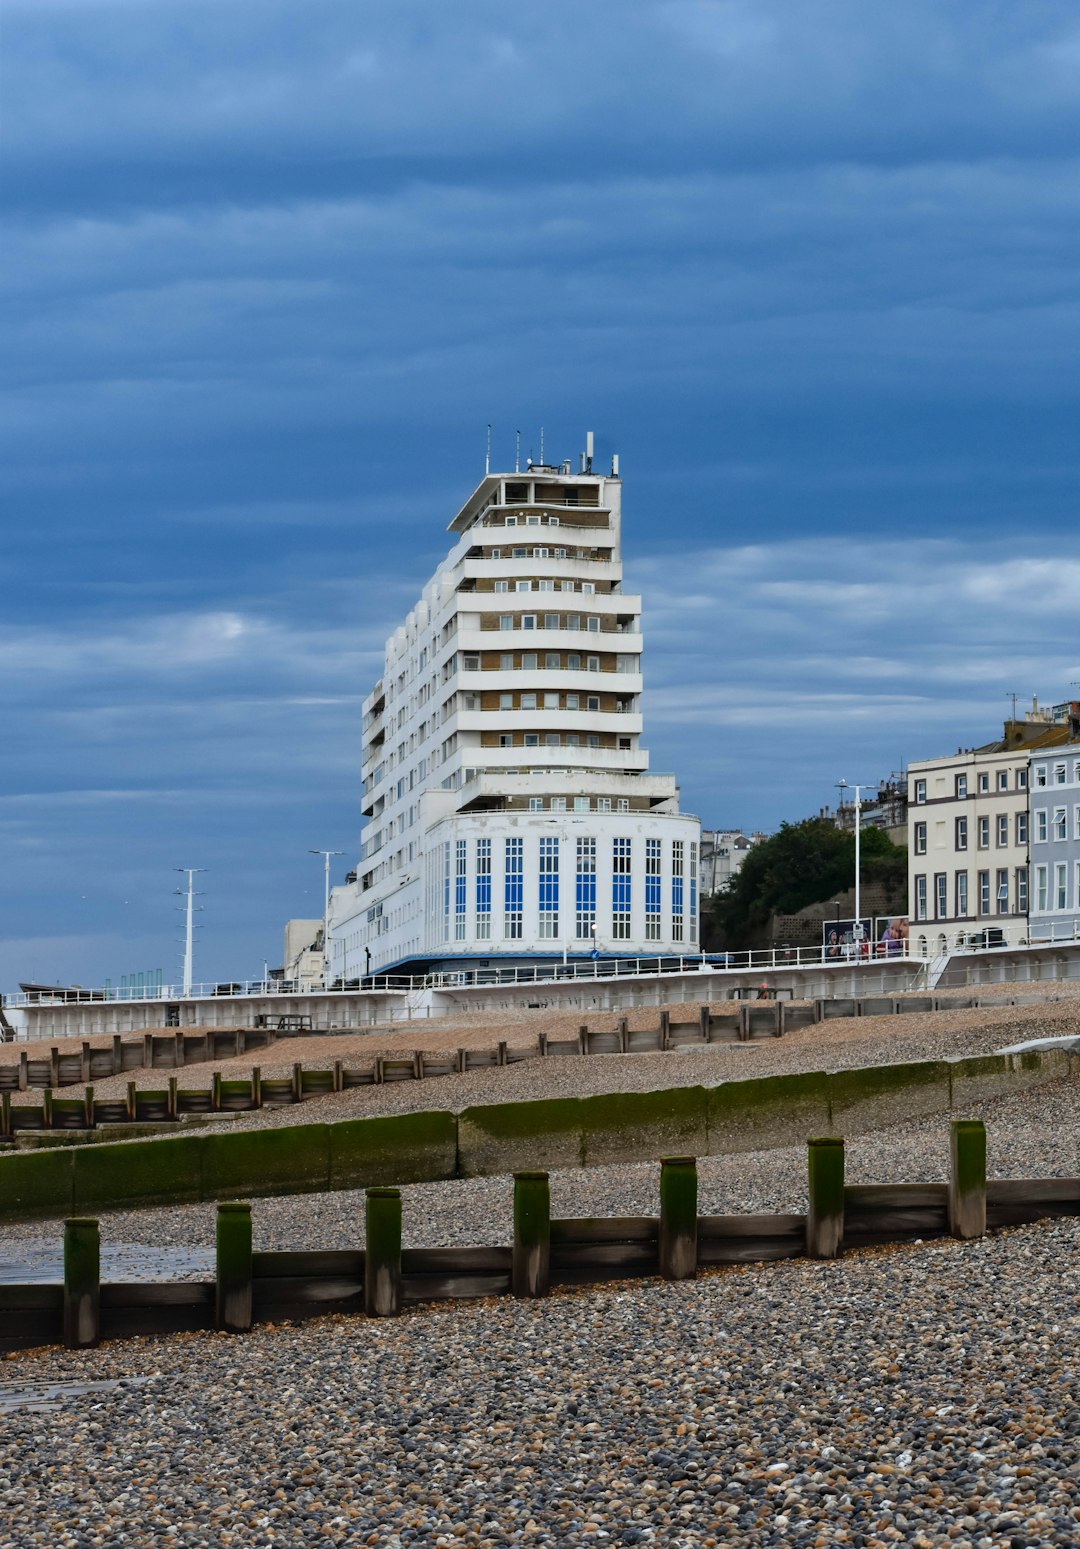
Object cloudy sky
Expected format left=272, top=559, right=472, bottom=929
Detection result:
left=4, top=0, right=1080, bottom=988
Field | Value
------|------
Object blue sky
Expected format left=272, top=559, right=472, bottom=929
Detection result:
left=4, top=0, right=1080, bottom=988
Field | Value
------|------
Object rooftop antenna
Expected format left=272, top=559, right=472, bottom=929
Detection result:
left=515, top=430, right=521, bottom=474
left=585, top=430, right=594, bottom=473
left=1007, top=692, right=1019, bottom=720
left=485, top=423, right=491, bottom=477
left=539, top=426, right=545, bottom=465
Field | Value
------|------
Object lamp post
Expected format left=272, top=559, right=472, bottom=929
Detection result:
left=309, top=850, right=344, bottom=988
left=836, top=781, right=868, bottom=953
left=174, top=869, right=205, bottom=997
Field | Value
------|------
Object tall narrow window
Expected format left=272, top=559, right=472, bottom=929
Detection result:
left=612, top=838, right=632, bottom=940
left=455, top=839, right=467, bottom=942
left=475, top=839, right=491, bottom=940
left=443, top=841, right=452, bottom=942
left=672, top=841, right=685, bottom=942
left=645, top=837, right=661, bottom=941
left=955, top=872, right=968, bottom=916
left=978, top=869, right=990, bottom=916
left=575, top=837, right=596, bottom=939
left=538, top=836, right=559, bottom=939
left=504, top=838, right=523, bottom=938
left=935, top=873, right=947, bottom=919
left=689, top=841, right=698, bottom=943
left=915, top=875, right=927, bottom=921
left=997, top=868, right=1009, bottom=915
left=1036, top=864, right=1048, bottom=912
left=1055, top=863, right=1067, bottom=912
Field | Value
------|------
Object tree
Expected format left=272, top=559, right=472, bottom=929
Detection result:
left=706, top=818, right=907, bottom=950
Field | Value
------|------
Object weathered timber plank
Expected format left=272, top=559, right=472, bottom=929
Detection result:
left=253, top=1250, right=365, bottom=1278
left=0, top=1284, right=64, bottom=1310
left=401, top=1246, right=512, bottom=1274
left=697, top=1238, right=805, bottom=1265
left=845, top=1184, right=949, bottom=1209
left=551, top=1216, right=658, bottom=1244
left=844, top=1207, right=948, bottom=1237
left=551, top=1243, right=658, bottom=1272
left=100, top=1282, right=215, bottom=1309
left=402, top=1273, right=512, bottom=1303
left=987, top=1178, right=1080, bottom=1204
left=699, top=1213, right=805, bottom=1239
left=252, top=1278, right=363, bottom=1306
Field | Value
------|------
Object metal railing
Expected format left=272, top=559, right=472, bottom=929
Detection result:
left=2, top=945, right=928, bottom=1009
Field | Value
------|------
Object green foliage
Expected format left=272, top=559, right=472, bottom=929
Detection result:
left=707, top=818, right=907, bottom=949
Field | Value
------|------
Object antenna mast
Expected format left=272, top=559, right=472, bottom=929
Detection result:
left=485, top=423, right=491, bottom=477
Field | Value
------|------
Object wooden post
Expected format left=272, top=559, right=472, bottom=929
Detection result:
left=167, top=1076, right=178, bottom=1121
left=83, top=1085, right=95, bottom=1129
left=538, top=1032, right=548, bottom=1058
left=416, top=1052, right=426, bottom=1080
left=126, top=1081, right=137, bottom=1121
left=497, top=1041, right=507, bottom=1068
left=234, top=1029, right=242, bottom=1058
left=215, top=1202, right=253, bottom=1333
left=63, top=1218, right=100, bottom=1349
left=374, top=1056, right=385, bottom=1085
left=251, top=1066, right=262, bottom=1108
left=0, top=1091, right=10, bottom=1139
left=291, top=1062, right=303, bottom=1101
left=212, top=1072, right=223, bottom=1112
left=334, top=1058, right=344, bottom=1093
left=660, top=1010, right=671, bottom=1050
left=17, top=1052, right=27, bottom=1091
left=457, top=1048, right=467, bottom=1074
left=49, top=1047, right=60, bottom=1088
left=364, top=1188, right=402, bottom=1317
left=111, top=1035, right=123, bottom=1076
left=512, top=1171, right=550, bottom=1298
left=949, top=1119, right=987, bottom=1240
left=806, top=1138, right=845, bottom=1259
left=174, top=1030, right=185, bottom=1068
left=43, top=1089, right=54, bottom=1129
left=81, top=1042, right=92, bottom=1082
left=617, top=1016, right=629, bottom=1053
left=577, top=1024, right=588, bottom=1055
left=659, top=1157, right=698, bottom=1280
left=699, top=1004, right=711, bottom=1042
left=142, top=1033, right=153, bottom=1070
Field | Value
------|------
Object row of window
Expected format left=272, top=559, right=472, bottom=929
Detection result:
left=1032, top=807, right=1080, bottom=844
left=916, top=813, right=1028, bottom=854
left=491, top=732, right=633, bottom=750
left=527, top=796, right=631, bottom=813
left=445, top=837, right=697, bottom=945
left=916, top=806, right=1080, bottom=852
left=1033, top=862, right=1080, bottom=913
left=912, top=768, right=1028, bottom=803
left=913, top=867, right=1027, bottom=920
left=460, top=651, right=638, bottom=673
left=489, top=613, right=616, bottom=633
left=1034, top=761, right=1080, bottom=788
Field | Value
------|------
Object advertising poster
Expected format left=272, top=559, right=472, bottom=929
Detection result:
left=874, top=916, right=910, bottom=956
left=822, top=918, right=873, bottom=959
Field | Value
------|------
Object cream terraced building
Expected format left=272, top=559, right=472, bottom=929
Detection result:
left=327, top=440, right=700, bottom=979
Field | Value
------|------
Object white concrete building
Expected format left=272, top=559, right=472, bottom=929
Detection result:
left=327, top=439, right=700, bottom=979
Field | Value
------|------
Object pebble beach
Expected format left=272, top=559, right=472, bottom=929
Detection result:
left=2, top=987, right=1079, bottom=1545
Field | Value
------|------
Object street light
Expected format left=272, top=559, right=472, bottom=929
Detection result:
left=174, top=869, right=206, bottom=997
left=309, top=850, right=344, bottom=986
left=836, top=780, right=870, bottom=952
